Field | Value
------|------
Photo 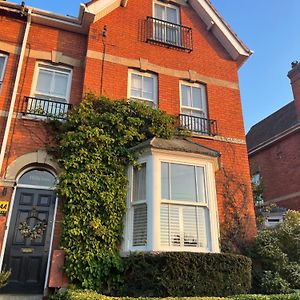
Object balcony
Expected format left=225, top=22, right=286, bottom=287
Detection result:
left=145, top=17, right=193, bottom=52
left=21, top=96, right=72, bottom=120
left=179, top=114, right=218, bottom=136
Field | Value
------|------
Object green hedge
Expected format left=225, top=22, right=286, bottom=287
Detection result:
left=121, top=252, right=252, bottom=297
left=50, top=290, right=300, bottom=300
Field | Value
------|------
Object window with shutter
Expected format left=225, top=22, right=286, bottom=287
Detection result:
left=123, top=151, right=219, bottom=254
left=132, top=163, right=147, bottom=247
left=160, top=162, right=210, bottom=251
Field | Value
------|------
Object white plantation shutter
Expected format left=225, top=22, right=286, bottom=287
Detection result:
left=161, top=204, right=180, bottom=246
left=131, top=163, right=147, bottom=247
left=160, top=162, right=210, bottom=250
left=133, top=204, right=147, bottom=246
left=161, top=204, right=209, bottom=248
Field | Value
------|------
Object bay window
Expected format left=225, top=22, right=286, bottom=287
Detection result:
left=123, top=144, right=220, bottom=254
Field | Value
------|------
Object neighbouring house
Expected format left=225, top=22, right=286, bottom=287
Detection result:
left=0, top=0, right=256, bottom=295
left=247, top=63, right=300, bottom=219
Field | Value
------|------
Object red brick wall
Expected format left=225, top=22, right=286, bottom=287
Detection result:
left=249, top=131, right=300, bottom=210
left=0, top=0, right=256, bottom=261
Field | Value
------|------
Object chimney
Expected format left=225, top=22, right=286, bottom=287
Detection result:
left=287, top=61, right=300, bottom=120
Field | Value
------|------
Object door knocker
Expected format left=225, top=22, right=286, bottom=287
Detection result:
left=18, top=208, right=47, bottom=240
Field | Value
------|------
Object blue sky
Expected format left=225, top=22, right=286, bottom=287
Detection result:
left=10, top=0, right=300, bottom=132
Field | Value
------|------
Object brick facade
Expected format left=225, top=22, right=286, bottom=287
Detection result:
left=0, top=0, right=256, bottom=293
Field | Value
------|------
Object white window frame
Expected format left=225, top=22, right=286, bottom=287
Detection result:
left=180, top=81, right=208, bottom=118
left=0, top=53, right=8, bottom=92
left=31, top=62, right=73, bottom=103
left=153, top=0, right=180, bottom=25
left=127, top=69, right=158, bottom=108
left=152, top=1, right=181, bottom=46
left=122, top=150, right=220, bottom=254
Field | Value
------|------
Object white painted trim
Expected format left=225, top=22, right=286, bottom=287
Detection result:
left=127, top=69, right=158, bottom=107
left=153, top=0, right=180, bottom=24
left=30, top=61, right=73, bottom=104
left=44, top=194, right=58, bottom=293
left=179, top=80, right=208, bottom=117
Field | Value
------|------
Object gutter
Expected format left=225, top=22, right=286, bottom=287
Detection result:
left=0, top=7, right=32, bottom=177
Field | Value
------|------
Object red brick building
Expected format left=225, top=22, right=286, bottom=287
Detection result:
left=247, top=63, right=300, bottom=212
left=0, top=0, right=256, bottom=295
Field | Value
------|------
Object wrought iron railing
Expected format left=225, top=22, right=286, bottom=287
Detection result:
left=21, top=96, right=72, bottom=119
left=179, top=114, right=218, bottom=136
left=145, top=17, right=193, bottom=52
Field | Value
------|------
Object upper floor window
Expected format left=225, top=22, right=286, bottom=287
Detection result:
left=153, top=1, right=180, bottom=46
left=0, top=53, right=8, bottom=92
left=34, top=63, right=72, bottom=103
left=179, top=82, right=215, bottom=135
left=180, top=82, right=207, bottom=118
left=128, top=70, right=158, bottom=107
left=154, top=1, right=180, bottom=25
left=25, top=63, right=72, bottom=119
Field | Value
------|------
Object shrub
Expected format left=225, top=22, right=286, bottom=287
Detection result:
left=252, top=210, right=300, bottom=294
left=121, top=252, right=251, bottom=297
left=260, top=271, right=290, bottom=295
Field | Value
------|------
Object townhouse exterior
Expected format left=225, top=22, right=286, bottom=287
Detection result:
left=247, top=63, right=300, bottom=214
left=0, top=0, right=256, bottom=295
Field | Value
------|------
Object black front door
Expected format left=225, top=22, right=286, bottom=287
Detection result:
left=1, top=187, right=56, bottom=294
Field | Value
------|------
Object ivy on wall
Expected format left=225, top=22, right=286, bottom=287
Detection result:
left=48, top=94, right=177, bottom=291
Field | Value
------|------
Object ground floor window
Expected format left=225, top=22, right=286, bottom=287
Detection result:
left=123, top=150, right=219, bottom=253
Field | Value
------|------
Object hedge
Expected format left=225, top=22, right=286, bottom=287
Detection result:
left=121, top=252, right=252, bottom=297
left=51, top=290, right=300, bottom=300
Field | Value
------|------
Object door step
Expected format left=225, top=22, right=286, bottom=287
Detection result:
left=0, top=296, right=43, bottom=300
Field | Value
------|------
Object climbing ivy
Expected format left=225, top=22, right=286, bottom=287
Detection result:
left=48, top=94, right=177, bottom=292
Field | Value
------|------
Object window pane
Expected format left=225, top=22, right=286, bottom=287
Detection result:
left=19, top=169, right=56, bottom=187
left=170, top=164, right=197, bottom=202
left=192, top=87, right=201, bottom=109
left=133, top=204, right=147, bottom=246
left=155, top=3, right=164, bottom=20
left=142, top=77, right=153, bottom=100
left=167, top=7, right=178, bottom=24
left=53, top=72, right=69, bottom=99
left=36, top=69, right=52, bottom=94
left=161, top=162, right=169, bottom=200
left=133, top=163, right=146, bottom=202
left=196, top=167, right=207, bottom=202
left=0, top=56, right=5, bottom=80
left=181, top=85, right=191, bottom=107
left=131, top=74, right=142, bottom=98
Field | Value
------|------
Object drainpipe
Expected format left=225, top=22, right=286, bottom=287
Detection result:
left=0, top=8, right=32, bottom=177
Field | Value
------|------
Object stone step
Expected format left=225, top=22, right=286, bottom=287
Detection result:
left=0, top=296, right=43, bottom=300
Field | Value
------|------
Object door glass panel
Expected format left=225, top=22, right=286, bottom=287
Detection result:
left=143, top=77, right=153, bottom=100
left=154, top=3, right=164, bottom=20
left=181, top=85, right=191, bottom=107
left=19, top=170, right=56, bottom=187
left=53, top=72, right=69, bottom=98
left=0, top=56, right=6, bottom=80
left=192, top=87, right=201, bottom=109
left=131, top=74, right=142, bottom=98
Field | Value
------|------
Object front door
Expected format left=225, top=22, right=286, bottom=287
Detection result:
left=1, top=187, right=56, bottom=294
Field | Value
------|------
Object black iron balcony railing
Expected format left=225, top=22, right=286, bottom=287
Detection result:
left=179, top=114, right=218, bottom=136
left=21, top=96, right=72, bottom=120
left=145, top=17, right=193, bottom=52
